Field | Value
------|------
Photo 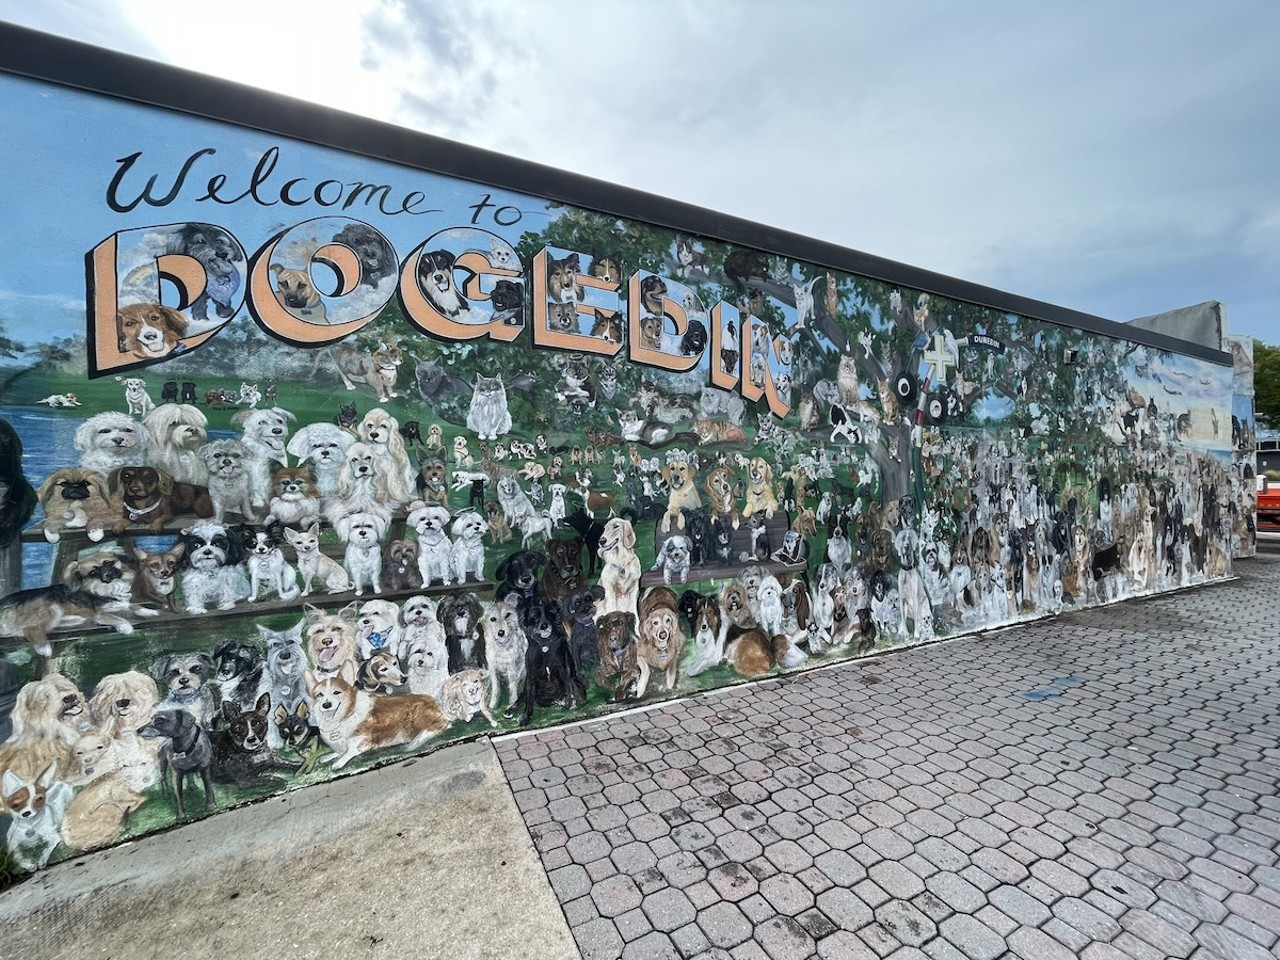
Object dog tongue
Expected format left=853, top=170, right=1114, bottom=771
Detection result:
left=319, top=648, right=334, bottom=663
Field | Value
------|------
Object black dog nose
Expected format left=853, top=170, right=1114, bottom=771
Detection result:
left=116, top=698, right=131, bottom=709
left=62, top=694, right=78, bottom=706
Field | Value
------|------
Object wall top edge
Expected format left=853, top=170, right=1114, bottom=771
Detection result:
left=0, top=22, right=1232, bottom=368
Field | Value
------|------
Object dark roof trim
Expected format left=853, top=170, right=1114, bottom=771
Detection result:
left=0, top=22, right=1231, bottom=366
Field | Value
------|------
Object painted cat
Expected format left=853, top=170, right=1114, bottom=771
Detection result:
left=466, top=375, right=513, bottom=440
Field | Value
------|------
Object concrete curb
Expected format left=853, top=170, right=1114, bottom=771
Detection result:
left=1, top=739, right=579, bottom=960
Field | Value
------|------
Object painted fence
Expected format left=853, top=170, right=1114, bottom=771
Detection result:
left=0, top=27, right=1239, bottom=877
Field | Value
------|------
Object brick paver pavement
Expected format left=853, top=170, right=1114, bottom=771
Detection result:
left=496, top=557, right=1280, bottom=959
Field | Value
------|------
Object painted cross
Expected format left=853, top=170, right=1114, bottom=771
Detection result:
left=923, top=333, right=960, bottom=383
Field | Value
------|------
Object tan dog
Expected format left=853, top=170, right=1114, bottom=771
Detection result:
left=598, top=517, right=641, bottom=617
left=703, top=465, right=741, bottom=529
left=741, top=458, right=778, bottom=520
left=271, top=264, right=327, bottom=322
left=0, top=674, right=88, bottom=805
left=116, top=302, right=188, bottom=359
left=661, top=458, right=701, bottom=532
left=304, top=602, right=360, bottom=676
left=36, top=468, right=115, bottom=543
left=635, top=587, right=684, bottom=697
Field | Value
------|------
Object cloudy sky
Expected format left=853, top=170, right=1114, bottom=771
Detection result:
left=2, top=0, right=1276, bottom=344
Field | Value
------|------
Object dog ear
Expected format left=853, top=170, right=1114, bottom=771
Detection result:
left=338, top=601, right=359, bottom=623
left=304, top=669, right=318, bottom=693
left=274, top=407, right=297, bottom=422
left=106, top=469, right=123, bottom=498
left=302, top=603, right=324, bottom=623
left=339, top=660, right=357, bottom=686
left=221, top=700, right=239, bottom=723
left=213, top=639, right=232, bottom=661
left=150, top=656, right=172, bottom=681
left=253, top=692, right=271, bottom=715
left=161, top=305, right=189, bottom=337
left=156, top=470, right=173, bottom=495
left=494, top=555, right=513, bottom=583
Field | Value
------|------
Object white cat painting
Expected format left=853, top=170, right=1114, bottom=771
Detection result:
left=466, top=375, right=512, bottom=440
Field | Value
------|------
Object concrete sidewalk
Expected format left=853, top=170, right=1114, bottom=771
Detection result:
left=4, top=559, right=1278, bottom=959
left=496, top=557, right=1280, bottom=960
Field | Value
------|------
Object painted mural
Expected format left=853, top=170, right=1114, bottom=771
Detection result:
left=0, top=70, right=1236, bottom=878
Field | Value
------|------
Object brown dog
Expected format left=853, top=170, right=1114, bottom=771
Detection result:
left=741, top=458, right=778, bottom=520
left=594, top=611, right=639, bottom=701
left=132, top=542, right=186, bottom=612
left=271, top=264, right=327, bottom=322
left=542, top=536, right=586, bottom=603
left=108, top=466, right=214, bottom=533
left=636, top=586, right=684, bottom=698
left=117, top=303, right=188, bottom=359
left=661, top=457, right=701, bottom=533
left=703, top=465, right=741, bottom=529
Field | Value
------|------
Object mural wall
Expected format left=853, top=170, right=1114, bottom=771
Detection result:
left=1228, top=334, right=1257, bottom=558
left=0, top=68, right=1236, bottom=876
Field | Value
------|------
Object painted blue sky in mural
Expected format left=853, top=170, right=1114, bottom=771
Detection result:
left=1, top=2, right=1275, bottom=347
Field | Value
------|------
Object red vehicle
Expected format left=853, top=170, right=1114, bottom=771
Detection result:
left=1258, top=476, right=1280, bottom=525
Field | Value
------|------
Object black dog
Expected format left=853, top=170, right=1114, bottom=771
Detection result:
left=335, top=402, right=358, bottom=430
left=437, top=592, right=486, bottom=673
left=332, top=223, right=396, bottom=288
left=679, top=319, right=708, bottom=356
left=681, top=507, right=713, bottom=567
left=180, top=381, right=198, bottom=404
left=212, top=640, right=266, bottom=716
left=175, top=223, right=242, bottom=322
left=495, top=550, right=547, bottom=614
left=561, top=584, right=604, bottom=673
left=562, top=508, right=605, bottom=577
left=0, top=418, right=37, bottom=549
left=398, top=420, right=423, bottom=444
left=519, top=598, right=584, bottom=726
left=711, top=517, right=734, bottom=564
left=491, top=279, right=525, bottom=325
left=212, top=693, right=299, bottom=789
left=161, top=381, right=180, bottom=403
left=678, top=589, right=710, bottom=635
left=139, top=708, right=216, bottom=817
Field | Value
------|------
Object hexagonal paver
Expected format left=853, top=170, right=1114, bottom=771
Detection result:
left=498, top=562, right=1280, bottom=960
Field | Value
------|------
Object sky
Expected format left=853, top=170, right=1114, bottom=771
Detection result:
left=1, top=0, right=1277, bottom=345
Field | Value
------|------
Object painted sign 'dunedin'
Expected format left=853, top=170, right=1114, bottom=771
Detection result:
left=0, top=31, right=1244, bottom=874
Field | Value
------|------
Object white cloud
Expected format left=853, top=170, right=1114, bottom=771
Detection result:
left=2, top=0, right=1277, bottom=342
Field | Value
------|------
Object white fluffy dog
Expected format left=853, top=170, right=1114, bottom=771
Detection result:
left=75, top=412, right=148, bottom=476
left=232, top=406, right=296, bottom=507
left=357, top=409, right=415, bottom=503
left=451, top=510, right=488, bottom=584
left=598, top=518, right=641, bottom=616
left=143, top=404, right=209, bottom=484
left=329, top=442, right=396, bottom=523
left=122, top=378, right=154, bottom=417
left=400, top=595, right=446, bottom=692
left=407, top=501, right=454, bottom=586
left=355, top=599, right=403, bottom=661
left=334, top=510, right=387, bottom=596
left=756, top=573, right=786, bottom=636
left=286, top=422, right=355, bottom=500
left=179, top=521, right=251, bottom=614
